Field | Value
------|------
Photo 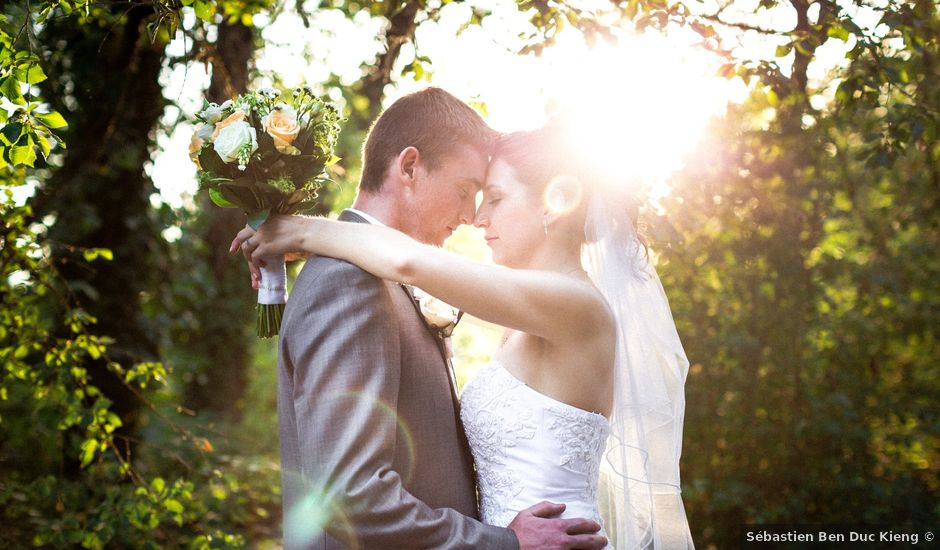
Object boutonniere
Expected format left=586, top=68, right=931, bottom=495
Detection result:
left=413, top=288, right=461, bottom=356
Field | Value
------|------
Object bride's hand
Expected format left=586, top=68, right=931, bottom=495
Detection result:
left=229, top=215, right=312, bottom=288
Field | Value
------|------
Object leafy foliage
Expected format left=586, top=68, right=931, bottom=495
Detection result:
left=646, top=1, right=940, bottom=545
left=1, top=0, right=937, bottom=547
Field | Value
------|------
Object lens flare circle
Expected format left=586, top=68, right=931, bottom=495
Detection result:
left=283, top=390, right=417, bottom=548
left=543, top=174, right=584, bottom=215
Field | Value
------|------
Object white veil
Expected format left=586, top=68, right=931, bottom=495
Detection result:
left=582, top=191, right=695, bottom=549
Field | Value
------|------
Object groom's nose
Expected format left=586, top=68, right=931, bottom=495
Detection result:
left=458, top=198, right=476, bottom=225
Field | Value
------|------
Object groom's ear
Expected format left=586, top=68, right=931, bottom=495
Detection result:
left=395, top=146, right=421, bottom=188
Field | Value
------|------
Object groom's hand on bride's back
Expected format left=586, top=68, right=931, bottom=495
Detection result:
left=508, top=501, right=608, bottom=550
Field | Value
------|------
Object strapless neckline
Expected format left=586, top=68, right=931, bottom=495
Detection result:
left=489, top=360, right=611, bottom=425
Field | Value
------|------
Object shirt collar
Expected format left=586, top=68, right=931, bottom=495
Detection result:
left=343, top=208, right=385, bottom=227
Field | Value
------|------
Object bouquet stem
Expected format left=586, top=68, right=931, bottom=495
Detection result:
left=257, top=255, right=287, bottom=338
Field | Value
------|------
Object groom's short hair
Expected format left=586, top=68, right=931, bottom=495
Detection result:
left=359, top=87, right=496, bottom=193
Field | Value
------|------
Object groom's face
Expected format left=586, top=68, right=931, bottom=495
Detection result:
left=405, top=144, right=488, bottom=246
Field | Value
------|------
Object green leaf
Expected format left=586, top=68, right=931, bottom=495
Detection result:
left=11, top=144, right=36, bottom=167
left=82, top=248, right=113, bottom=262
left=0, top=76, right=24, bottom=105
left=209, top=188, right=236, bottom=208
left=247, top=208, right=270, bottom=230
left=36, top=133, right=51, bottom=159
left=223, top=186, right=258, bottom=210
left=80, top=439, right=98, bottom=467
left=164, top=499, right=184, bottom=514
left=35, top=111, right=68, bottom=129
left=14, top=63, right=46, bottom=85
left=0, top=122, right=23, bottom=146
left=766, top=89, right=779, bottom=106
left=197, top=146, right=229, bottom=178
left=105, top=411, right=122, bottom=432
left=775, top=44, right=792, bottom=57
left=827, top=24, right=850, bottom=42
left=152, top=477, right=166, bottom=494
left=194, top=0, right=215, bottom=21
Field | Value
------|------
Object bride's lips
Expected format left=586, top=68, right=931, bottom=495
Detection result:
left=485, top=236, right=498, bottom=246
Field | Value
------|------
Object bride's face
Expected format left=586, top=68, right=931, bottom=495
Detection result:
left=474, top=159, right=544, bottom=268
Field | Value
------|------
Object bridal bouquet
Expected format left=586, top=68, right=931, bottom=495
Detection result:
left=190, top=86, right=343, bottom=338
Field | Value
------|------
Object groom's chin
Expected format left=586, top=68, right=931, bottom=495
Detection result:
left=425, top=231, right=450, bottom=247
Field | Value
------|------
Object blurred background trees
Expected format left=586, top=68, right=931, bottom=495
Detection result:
left=1, top=0, right=937, bottom=547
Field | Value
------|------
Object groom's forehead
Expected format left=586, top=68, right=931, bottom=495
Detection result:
left=453, top=174, right=483, bottom=190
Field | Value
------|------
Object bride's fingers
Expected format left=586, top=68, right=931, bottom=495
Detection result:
left=230, top=225, right=256, bottom=254
left=241, top=243, right=253, bottom=264
left=249, top=261, right=262, bottom=288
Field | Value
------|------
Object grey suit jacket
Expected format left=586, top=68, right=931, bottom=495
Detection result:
left=278, top=210, right=518, bottom=549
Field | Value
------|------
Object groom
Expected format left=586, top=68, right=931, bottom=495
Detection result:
left=264, top=88, right=606, bottom=549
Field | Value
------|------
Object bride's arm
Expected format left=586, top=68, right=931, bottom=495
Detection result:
left=232, top=215, right=610, bottom=343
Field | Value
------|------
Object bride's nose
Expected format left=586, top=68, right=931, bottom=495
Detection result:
left=473, top=208, right=488, bottom=228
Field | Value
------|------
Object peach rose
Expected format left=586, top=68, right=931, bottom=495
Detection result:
left=189, top=131, right=203, bottom=165
left=263, top=106, right=301, bottom=155
left=212, top=110, right=248, bottom=141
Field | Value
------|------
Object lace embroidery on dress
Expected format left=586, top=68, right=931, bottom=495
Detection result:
left=460, top=364, right=537, bottom=525
left=546, top=406, right=610, bottom=505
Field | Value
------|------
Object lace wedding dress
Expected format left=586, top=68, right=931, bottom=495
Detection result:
left=460, top=361, right=613, bottom=548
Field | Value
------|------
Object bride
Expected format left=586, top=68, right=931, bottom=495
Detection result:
left=233, top=123, right=694, bottom=549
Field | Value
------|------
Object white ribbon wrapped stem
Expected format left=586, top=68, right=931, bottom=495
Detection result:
left=258, top=255, right=287, bottom=305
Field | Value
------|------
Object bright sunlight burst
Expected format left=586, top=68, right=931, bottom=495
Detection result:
left=154, top=3, right=748, bottom=211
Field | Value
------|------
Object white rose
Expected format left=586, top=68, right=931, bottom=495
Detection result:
left=213, top=120, right=258, bottom=164
left=196, top=122, right=215, bottom=142
left=219, top=100, right=233, bottom=110
left=200, top=103, right=225, bottom=124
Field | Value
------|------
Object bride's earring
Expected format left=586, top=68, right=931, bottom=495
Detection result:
left=543, top=217, right=549, bottom=236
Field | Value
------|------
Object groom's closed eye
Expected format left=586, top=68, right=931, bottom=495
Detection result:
left=455, top=180, right=478, bottom=200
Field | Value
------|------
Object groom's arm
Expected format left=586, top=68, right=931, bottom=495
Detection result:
left=283, top=259, right=518, bottom=549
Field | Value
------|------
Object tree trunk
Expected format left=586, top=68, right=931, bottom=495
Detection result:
left=32, top=6, right=166, bottom=471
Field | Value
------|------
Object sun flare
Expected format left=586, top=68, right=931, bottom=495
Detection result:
left=399, top=17, right=747, bottom=202
left=504, top=30, right=744, bottom=199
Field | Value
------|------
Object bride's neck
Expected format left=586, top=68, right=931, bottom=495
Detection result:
left=525, top=240, right=583, bottom=275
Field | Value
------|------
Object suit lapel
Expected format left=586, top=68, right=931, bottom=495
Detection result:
left=340, top=210, right=461, bottom=399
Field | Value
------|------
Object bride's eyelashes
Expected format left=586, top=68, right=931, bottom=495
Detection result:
left=487, top=198, right=501, bottom=206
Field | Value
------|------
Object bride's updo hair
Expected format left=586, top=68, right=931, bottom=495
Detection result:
left=491, top=119, right=643, bottom=246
